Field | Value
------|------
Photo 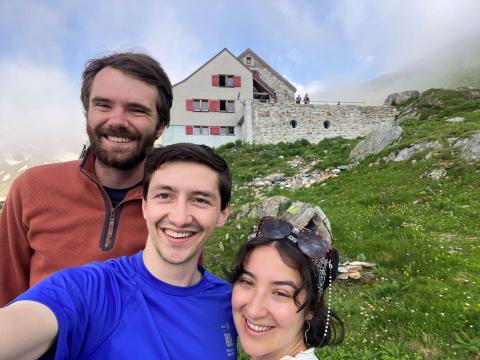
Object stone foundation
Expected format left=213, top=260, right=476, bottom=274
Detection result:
left=251, top=102, right=397, bottom=144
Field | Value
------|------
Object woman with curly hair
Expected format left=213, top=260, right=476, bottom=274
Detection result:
left=229, top=217, right=345, bottom=359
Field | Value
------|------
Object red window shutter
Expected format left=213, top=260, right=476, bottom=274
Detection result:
left=208, top=100, right=215, bottom=111
left=209, top=100, right=220, bottom=112
left=212, top=75, right=220, bottom=86
left=185, top=125, right=193, bottom=135
left=186, top=99, right=193, bottom=111
left=210, top=126, right=220, bottom=135
left=255, top=70, right=260, bottom=78
left=234, top=75, right=241, bottom=87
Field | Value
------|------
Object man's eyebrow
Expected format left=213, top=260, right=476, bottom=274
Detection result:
left=90, top=96, right=111, bottom=104
left=149, top=185, right=175, bottom=192
left=125, top=102, right=153, bottom=113
left=90, top=96, right=153, bottom=113
left=191, top=190, right=216, bottom=199
left=148, top=186, right=217, bottom=199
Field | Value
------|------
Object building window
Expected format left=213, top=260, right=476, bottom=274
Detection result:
left=324, top=120, right=331, bottom=129
left=213, top=74, right=241, bottom=87
left=193, top=126, right=210, bottom=135
left=193, top=99, right=209, bottom=112
left=219, top=75, right=234, bottom=87
left=220, top=126, right=235, bottom=136
left=290, top=120, right=297, bottom=128
left=219, top=100, right=235, bottom=113
left=246, top=56, right=252, bottom=65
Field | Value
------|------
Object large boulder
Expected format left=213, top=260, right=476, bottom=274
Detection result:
left=235, top=195, right=332, bottom=244
left=349, top=125, right=403, bottom=163
left=384, top=90, right=420, bottom=106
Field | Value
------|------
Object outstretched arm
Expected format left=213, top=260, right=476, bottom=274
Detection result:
left=0, top=300, right=58, bottom=360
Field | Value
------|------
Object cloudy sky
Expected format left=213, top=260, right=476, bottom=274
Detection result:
left=1, top=0, right=480, bottom=159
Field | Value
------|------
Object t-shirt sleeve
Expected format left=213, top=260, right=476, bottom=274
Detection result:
left=14, top=266, right=111, bottom=359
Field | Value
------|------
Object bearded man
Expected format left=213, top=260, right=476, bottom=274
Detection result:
left=0, top=52, right=173, bottom=306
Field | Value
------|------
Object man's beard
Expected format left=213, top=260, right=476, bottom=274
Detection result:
left=86, top=122, right=157, bottom=170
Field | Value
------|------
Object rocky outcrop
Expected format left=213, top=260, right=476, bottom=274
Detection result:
left=235, top=195, right=332, bottom=245
left=248, top=168, right=341, bottom=190
left=454, top=131, right=480, bottom=160
left=349, top=125, right=403, bottom=163
left=384, top=90, right=420, bottom=106
left=379, top=140, right=443, bottom=163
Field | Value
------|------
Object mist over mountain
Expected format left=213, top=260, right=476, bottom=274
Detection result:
left=0, top=140, right=79, bottom=200
left=312, top=33, right=480, bottom=105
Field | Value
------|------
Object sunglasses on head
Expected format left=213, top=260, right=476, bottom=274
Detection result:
left=255, top=216, right=332, bottom=259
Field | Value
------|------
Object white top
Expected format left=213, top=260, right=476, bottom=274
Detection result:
left=279, top=348, right=318, bottom=359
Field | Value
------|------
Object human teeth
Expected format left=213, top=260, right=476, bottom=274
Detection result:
left=107, top=136, right=132, bottom=143
left=246, top=320, right=271, bottom=332
left=165, top=229, right=193, bottom=238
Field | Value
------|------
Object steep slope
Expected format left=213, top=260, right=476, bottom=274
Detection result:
left=210, top=89, right=480, bottom=359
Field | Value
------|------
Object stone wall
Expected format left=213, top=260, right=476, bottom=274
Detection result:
left=248, top=62, right=295, bottom=103
left=251, top=102, right=397, bottom=144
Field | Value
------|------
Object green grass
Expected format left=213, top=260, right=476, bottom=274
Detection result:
left=205, top=89, right=480, bottom=359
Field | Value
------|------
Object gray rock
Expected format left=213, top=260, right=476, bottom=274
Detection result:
left=264, top=173, right=285, bottom=183
left=259, top=196, right=293, bottom=217
left=384, top=141, right=442, bottom=162
left=396, top=106, right=420, bottom=123
left=426, top=168, right=447, bottom=180
left=468, top=91, right=480, bottom=99
left=454, top=131, right=480, bottom=160
left=235, top=195, right=333, bottom=245
left=349, top=125, right=403, bottom=163
left=384, top=90, right=420, bottom=106
left=447, top=137, right=458, bottom=146
left=446, top=117, right=465, bottom=123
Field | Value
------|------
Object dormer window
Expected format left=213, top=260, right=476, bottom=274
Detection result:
left=246, top=56, right=252, bottom=65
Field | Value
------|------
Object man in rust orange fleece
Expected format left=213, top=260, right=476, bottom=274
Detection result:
left=0, top=52, right=173, bottom=306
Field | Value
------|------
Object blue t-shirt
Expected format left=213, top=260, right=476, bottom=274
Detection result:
left=15, top=251, right=237, bottom=359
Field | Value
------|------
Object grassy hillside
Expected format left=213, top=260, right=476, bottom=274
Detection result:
left=206, top=89, right=480, bottom=359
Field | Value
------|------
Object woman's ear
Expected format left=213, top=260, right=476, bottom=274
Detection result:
left=306, top=312, right=314, bottom=321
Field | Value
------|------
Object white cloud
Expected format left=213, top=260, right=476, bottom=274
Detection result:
left=292, top=80, right=327, bottom=99
left=0, top=60, right=85, bottom=161
left=334, top=0, right=480, bottom=72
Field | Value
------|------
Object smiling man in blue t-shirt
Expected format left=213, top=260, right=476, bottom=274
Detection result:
left=0, top=143, right=237, bottom=359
